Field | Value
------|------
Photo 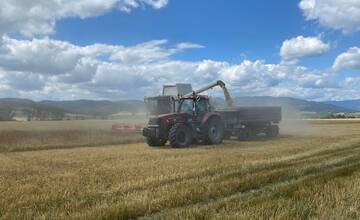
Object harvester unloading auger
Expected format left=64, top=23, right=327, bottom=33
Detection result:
left=183, top=80, right=233, bottom=108
left=142, top=80, right=281, bottom=148
left=144, top=80, right=232, bottom=116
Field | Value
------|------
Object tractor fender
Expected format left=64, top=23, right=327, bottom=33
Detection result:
left=201, top=112, right=222, bottom=125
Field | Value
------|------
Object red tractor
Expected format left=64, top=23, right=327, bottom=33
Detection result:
left=143, top=95, right=225, bottom=147
left=142, top=81, right=230, bottom=147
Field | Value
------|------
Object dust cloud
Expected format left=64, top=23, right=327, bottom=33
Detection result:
left=279, top=105, right=317, bottom=136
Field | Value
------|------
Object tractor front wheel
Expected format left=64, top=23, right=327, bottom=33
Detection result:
left=169, top=123, right=193, bottom=148
left=146, top=137, right=167, bottom=147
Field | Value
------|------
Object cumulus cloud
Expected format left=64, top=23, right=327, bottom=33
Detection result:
left=333, top=47, right=360, bottom=71
left=0, top=35, right=349, bottom=100
left=291, top=67, right=337, bottom=89
left=0, top=36, right=202, bottom=80
left=280, top=36, right=330, bottom=63
left=0, top=36, right=207, bottom=98
left=344, top=77, right=360, bottom=88
left=0, top=33, right=355, bottom=101
left=0, top=70, right=45, bottom=91
left=0, top=37, right=87, bottom=75
left=0, top=0, right=169, bottom=36
left=299, top=0, right=360, bottom=33
left=220, top=60, right=287, bottom=90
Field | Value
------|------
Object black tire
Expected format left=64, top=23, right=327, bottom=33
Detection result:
left=206, top=117, right=224, bottom=145
left=266, top=125, right=279, bottom=137
left=146, top=137, right=167, bottom=147
left=169, top=123, right=193, bottom=148
left=238, top=127, right=255, bottom=141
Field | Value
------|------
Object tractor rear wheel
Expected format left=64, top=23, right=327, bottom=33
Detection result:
left=169, top=123, right=192, bottom=148
left=206, top=117, right=224, bottom=145
left=146, top=137, right=167, bottom=147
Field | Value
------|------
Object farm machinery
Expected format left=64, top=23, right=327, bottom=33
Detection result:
left=142, top=80, right=281, bottom=147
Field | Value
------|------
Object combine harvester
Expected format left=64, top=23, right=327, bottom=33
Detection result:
left=142, top=80, right=281, bottom=147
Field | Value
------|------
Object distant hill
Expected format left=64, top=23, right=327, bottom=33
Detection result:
left=0, top=98, right=65, bottom=121
left=42, top=97, right=354, bottom=118
left=324, top=100, right=360, bottom=111
left=40, top=100, right=146, bottom=116
left=0, top=97, right=356, bottom=121
left=211, top=96, right=355, bottom=118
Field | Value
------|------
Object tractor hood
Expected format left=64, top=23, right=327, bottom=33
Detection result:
left=148, top=112, right=188, bottom=125
left=158, top=112, right=188, bottom=121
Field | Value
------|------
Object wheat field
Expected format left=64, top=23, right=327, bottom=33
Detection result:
left=0, top=119, right=360, bottom=219
left=0, top=118, right=146, bottom=152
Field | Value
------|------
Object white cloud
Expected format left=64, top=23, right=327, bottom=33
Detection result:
left=176, top=42, right=205, bottom=50
left=333, top=47, right=360, bottom=71
left=220, top=60, right=287, bottom=89
left=291, top=68, right=337, bottom=89
left=0, top=0, right=169, bottom=36
left=0, top=37, right=86, bottom=75
left=299, top=0, right=360, bottom=34
left=280, top=36, right=330, bottom=63
left=0, top=36, right=200, bottom=79
left=119, top=0, right=168, bottom=12
left=0, top=70, right=45, bottom=91
left=344, top=77, right=360, bottom=88
left=0, top=35, right=356, bottom=101
left=109, top=40, right=203, bottom=64
left=0, top=36, right=207, bottom=98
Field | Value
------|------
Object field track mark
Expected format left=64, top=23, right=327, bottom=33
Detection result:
left=141, top=154, right=360, bottom=219
left=1, top=141, right=144, bottom=153
left=87, top=140, right=360, bottom=219
left=102, top=139, right=360, bottom=198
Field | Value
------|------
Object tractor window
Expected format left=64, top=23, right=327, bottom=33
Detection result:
left=179, top=99, right=194, bottom=115
left=196, top=99, right=209, bottom=115
left=179, top=98, right=210, bottom=116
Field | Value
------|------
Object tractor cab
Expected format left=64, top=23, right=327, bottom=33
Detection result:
left=178, top=96, right=211, bottom=120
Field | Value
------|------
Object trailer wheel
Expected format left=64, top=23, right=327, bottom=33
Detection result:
left=169, top=123, right=192, bottom=148
left=206, top=117, right=224, bottom=145
left=238, top=127, right=255, bottom=141
left=266, top=125, right=279, bottom=137
left=146, top=137, right=167, bottom=147
left=223, top=132, right=231, bottom=139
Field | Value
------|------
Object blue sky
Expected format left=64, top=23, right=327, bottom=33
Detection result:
left=56, top=1, right=304, bottom=62
left=0, top=0, right=359, bottom=101
left=55, top=1, right=358, bottom=67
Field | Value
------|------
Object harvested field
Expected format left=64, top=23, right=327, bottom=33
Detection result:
left=0, top=119, right=360, bottom=219
left=0, top=117, right=146, bottom=152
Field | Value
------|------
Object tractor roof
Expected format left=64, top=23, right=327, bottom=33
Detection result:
left=180, top=95, right=209, bottom=100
